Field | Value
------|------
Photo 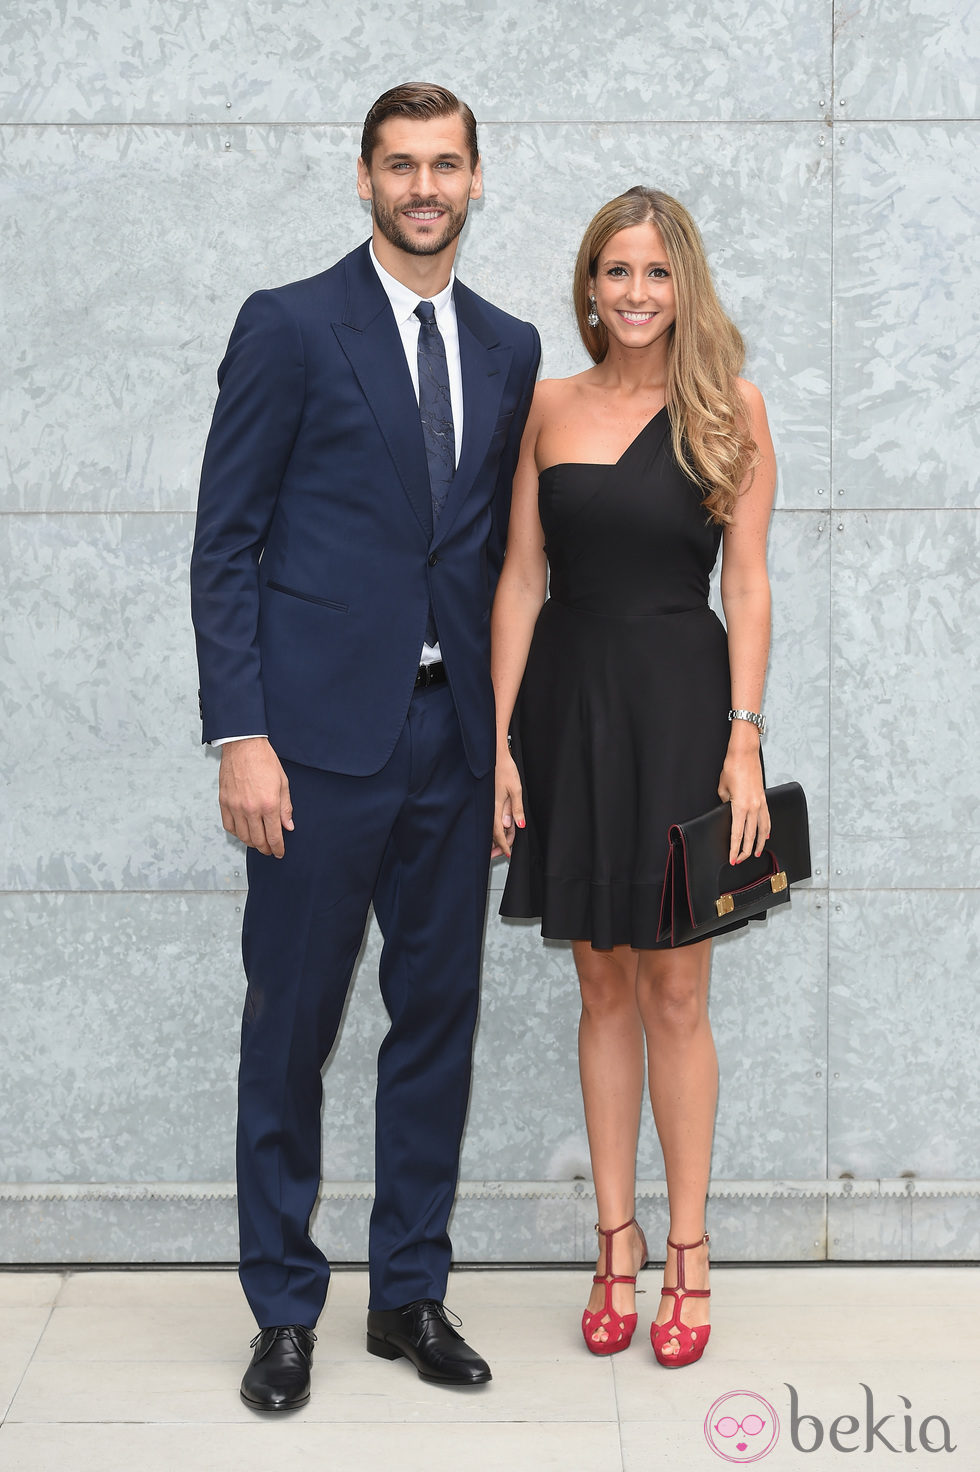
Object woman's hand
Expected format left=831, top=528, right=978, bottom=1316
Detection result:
left=717, top=744, right=769, bottom=865
left=492, top=750, right=526, bottom=858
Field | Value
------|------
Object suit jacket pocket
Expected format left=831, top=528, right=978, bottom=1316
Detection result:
left=266, top=580, right=349, bottom=613
left=488, top=410, right=514, bottom=452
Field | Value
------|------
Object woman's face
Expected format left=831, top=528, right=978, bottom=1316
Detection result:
left=590, top=222, right=676, bottom=355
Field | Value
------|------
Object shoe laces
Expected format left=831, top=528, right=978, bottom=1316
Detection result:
left=249, top=1326, right=317, bottom=1349
left=415, top=1299, right=463, bottom=1330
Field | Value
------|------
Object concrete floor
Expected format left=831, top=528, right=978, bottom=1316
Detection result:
left=0, top=1264, right=976, bottom=1470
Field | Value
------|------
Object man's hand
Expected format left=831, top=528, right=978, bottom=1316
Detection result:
left=218, top=738, right=294, bottom=858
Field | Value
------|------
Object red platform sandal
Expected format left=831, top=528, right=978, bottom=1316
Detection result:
left=651, top=1232, right=711, bottom=1368
left=581, top=1217, right=648, bottom=1356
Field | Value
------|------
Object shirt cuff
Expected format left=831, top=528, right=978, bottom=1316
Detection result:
left=210, top=734, right=268, bottom=746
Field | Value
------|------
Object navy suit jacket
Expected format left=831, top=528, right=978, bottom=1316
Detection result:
left=191, top=241, right=540, bottom=778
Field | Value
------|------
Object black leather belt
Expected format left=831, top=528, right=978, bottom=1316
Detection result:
left=415, top=660, right=447, bottom=690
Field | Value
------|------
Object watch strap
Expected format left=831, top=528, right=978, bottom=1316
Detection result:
left=729, top=707, right=766, bottom=737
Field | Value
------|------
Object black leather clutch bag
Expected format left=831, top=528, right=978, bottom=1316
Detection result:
left=657, top=781, right=811, bottom=947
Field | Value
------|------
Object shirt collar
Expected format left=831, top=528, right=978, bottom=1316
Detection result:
left=369, top=241, right=455, bottom=326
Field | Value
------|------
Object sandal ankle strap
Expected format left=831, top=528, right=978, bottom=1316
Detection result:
left=666, top=1231, right=709, bottom=1252
left=665, top=1231, right=709, bottom=1292
left=595, top=1217, right=638, bottom=1239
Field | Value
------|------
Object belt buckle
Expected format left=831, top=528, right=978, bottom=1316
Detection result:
left=415, top=661, right=444, bottom=689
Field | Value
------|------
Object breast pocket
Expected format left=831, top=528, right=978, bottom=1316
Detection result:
left=488, top=410, right=514, bottom=453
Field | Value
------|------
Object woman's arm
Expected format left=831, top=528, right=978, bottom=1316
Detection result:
left=490, top=384, right=551, bottom=856
left=718, top=379, right=777, bottom=864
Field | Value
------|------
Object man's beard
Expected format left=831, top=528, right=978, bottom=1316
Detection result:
left=372, top=196, right=468, bottom=256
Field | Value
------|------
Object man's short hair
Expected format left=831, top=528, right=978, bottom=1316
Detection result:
left=360, top=83, right=479, bottom=169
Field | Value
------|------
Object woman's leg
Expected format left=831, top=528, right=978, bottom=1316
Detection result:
left=573, top=941, right=647, bottom=1333
left=636, top=940, right=716, bottom=1346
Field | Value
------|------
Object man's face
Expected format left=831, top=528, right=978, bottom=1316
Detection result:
left=357, top=115, right=483, bottom=258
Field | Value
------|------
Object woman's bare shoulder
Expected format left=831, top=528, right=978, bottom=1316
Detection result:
left=735, top=377, right=767, bottom=415
left=530, top=372, right=594, bottom=416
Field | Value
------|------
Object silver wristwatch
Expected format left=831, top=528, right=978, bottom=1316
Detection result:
left=729, top=708, right=766, bottom=737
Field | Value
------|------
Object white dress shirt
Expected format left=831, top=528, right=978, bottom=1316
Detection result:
left=369, top=242, right=464, bottom=466
left=212, top=244, right=463, bottom=745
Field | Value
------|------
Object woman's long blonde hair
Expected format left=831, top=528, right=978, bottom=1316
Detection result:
left=573, top=187, right=756, bottom=524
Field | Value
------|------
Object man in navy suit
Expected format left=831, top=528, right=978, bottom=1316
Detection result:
left=191, top=83, right=539, bottom=1410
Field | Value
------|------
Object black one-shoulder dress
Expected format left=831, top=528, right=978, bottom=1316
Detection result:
left=500, top=408, right=757, bottom=950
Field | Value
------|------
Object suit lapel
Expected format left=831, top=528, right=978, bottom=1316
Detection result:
left=332, top=243, right=433, bottom=537
left=435, top=282, right=512, bottom=544
left=331, top=249, right=514, bottom=545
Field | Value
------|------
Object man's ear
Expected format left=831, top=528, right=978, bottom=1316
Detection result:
left=356, top=156, right=372, bottom=201
left=469, top=156, right=483, bottom=202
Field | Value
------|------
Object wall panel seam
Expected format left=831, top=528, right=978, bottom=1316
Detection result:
left=5, top=1179, right=978, bottom=1201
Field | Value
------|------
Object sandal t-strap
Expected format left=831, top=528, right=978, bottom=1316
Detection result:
left=651, top=1231, right=711, bottom=1368
left=581, top=1217, right=649, bottom=1357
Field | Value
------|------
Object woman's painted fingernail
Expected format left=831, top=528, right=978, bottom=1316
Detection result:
left=517, top=818, right=525, bottom=828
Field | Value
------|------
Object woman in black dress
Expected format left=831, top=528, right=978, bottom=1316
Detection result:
left=491, top=188, right=776, bottom=1366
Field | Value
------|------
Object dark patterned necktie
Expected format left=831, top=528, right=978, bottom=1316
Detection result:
left=415, top=300, right=455, bottom=523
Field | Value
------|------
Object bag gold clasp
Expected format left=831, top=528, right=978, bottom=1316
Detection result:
left=715, top=893, right=735, bottom=917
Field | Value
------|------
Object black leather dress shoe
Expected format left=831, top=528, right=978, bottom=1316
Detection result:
left=366, top=1299, right=492, bottom=1385
left=240, top=1325, right=316, bottom=1411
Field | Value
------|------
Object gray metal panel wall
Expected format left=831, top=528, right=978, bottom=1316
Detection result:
left=2, top=0, right=978, bottom=1262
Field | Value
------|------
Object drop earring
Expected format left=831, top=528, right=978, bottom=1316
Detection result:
left=587, top=296, right=599, bottom=328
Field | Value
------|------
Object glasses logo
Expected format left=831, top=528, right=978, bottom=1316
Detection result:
left=704, top=1390, right=780, bottom=1463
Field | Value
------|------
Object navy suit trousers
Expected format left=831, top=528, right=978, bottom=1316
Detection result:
left=236, top=681, right=493, bottom=1327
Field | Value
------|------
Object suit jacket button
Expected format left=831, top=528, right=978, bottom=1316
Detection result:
left=428, top=552, right=438, bottom=566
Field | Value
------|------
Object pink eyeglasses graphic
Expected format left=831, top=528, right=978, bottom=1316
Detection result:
left=714, top=1413, right=767, bottom=1449
left=704, top=1390, right=780, bottom=1462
